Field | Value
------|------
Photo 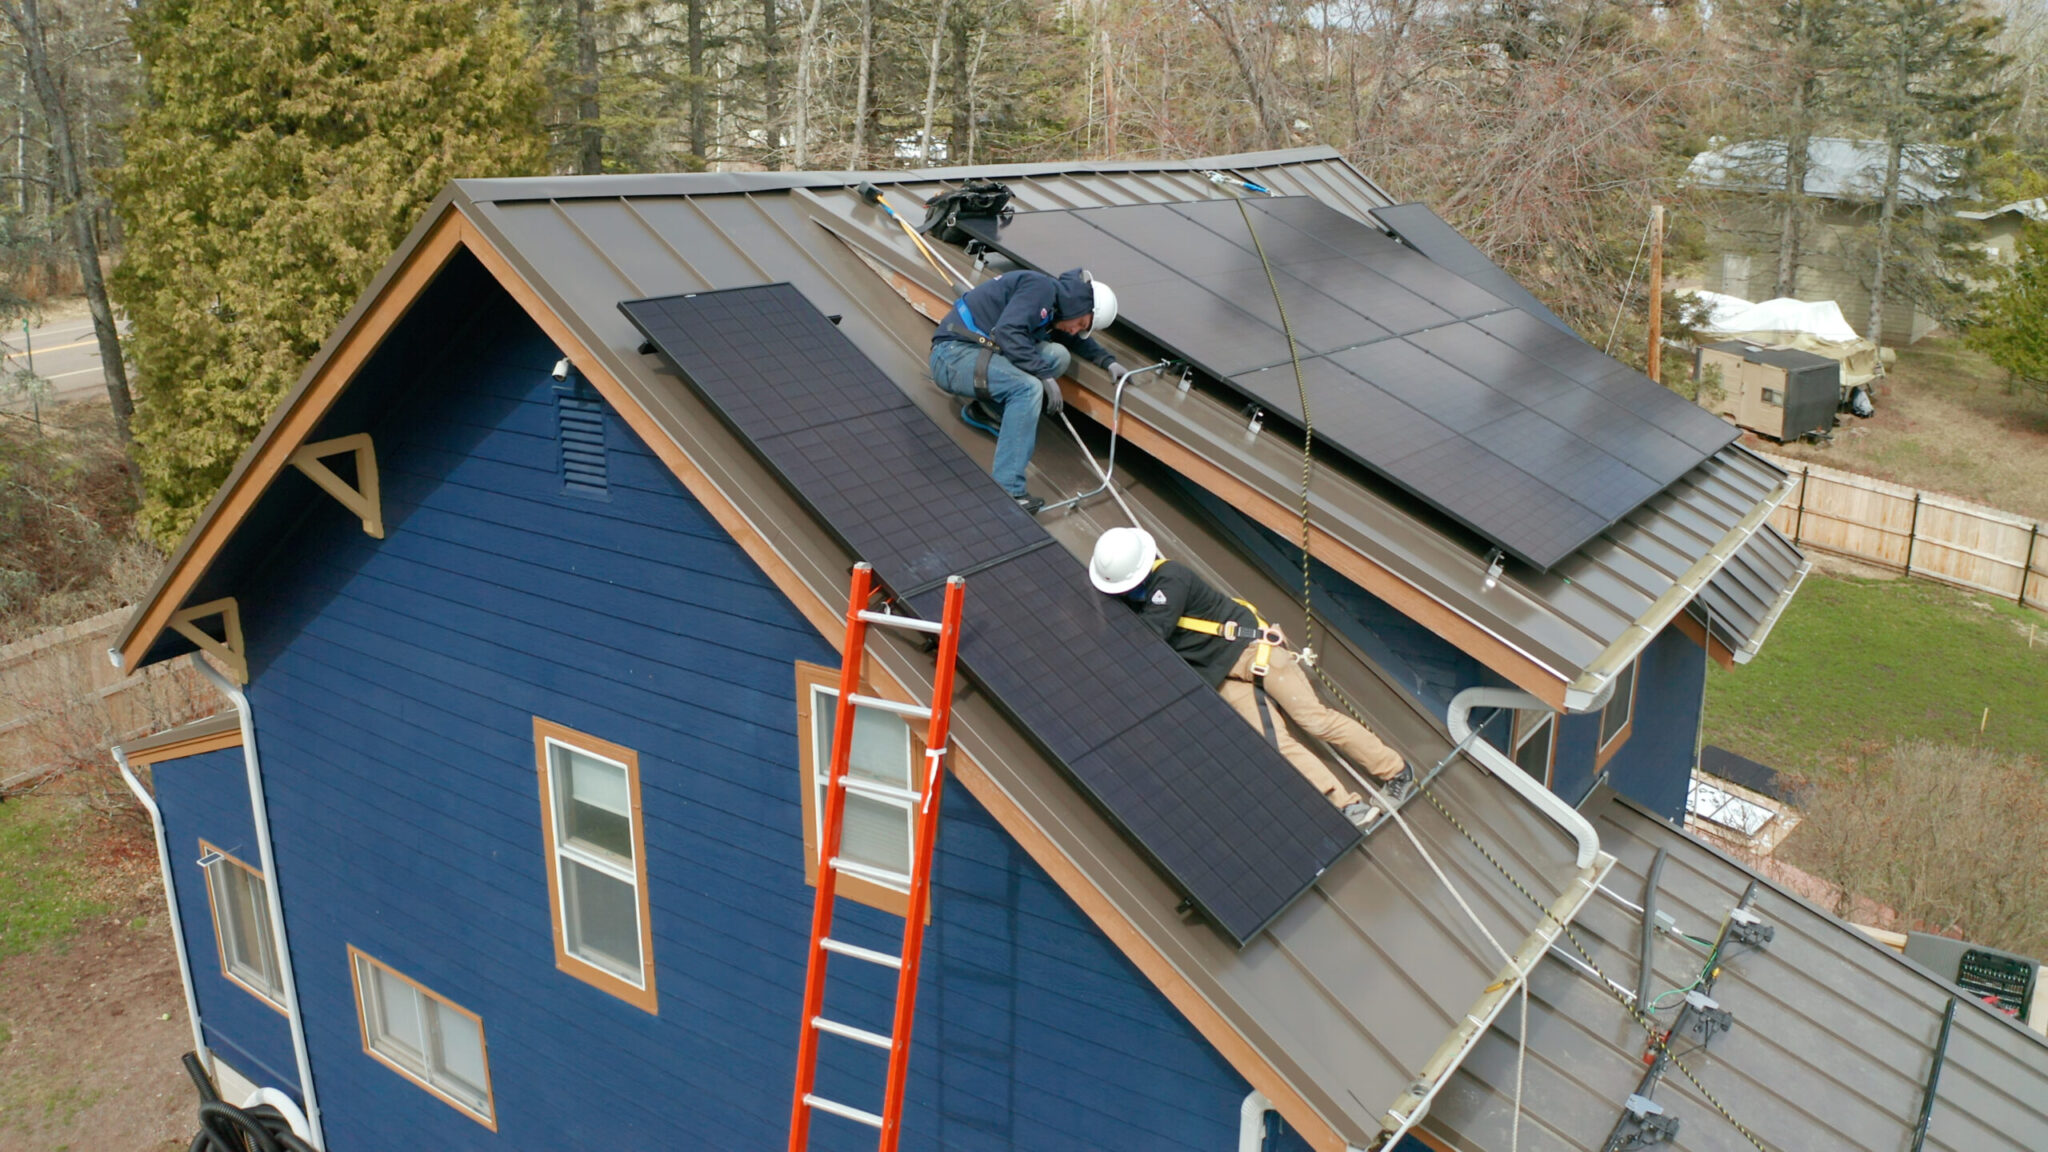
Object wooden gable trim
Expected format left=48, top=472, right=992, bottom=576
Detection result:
left=119, top=201, right=1349, bottom=1152
left=289, top=433, right=383, bottom=538
left=119, top=209, right=472, bottom=675
left=125, top=727, right=242, bottom=768
left=1670, top=608, right=1739, bottom=670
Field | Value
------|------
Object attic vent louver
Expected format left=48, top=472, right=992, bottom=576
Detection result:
left=555, top=378, right=608, bottom=499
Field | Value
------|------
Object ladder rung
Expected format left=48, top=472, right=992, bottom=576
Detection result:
left=830, top=857, right=913, bottom=889
left=804, top=1094, right=884, bottom=1129
left=846, top=693, right=932, bottom=720
left=857, top=609, right=944, bottom=634
left=840, top=776, right=921, bottom=805
left=821, top=937, right=902, bottom=969
left=812, top=1015, right=894, bottom=1049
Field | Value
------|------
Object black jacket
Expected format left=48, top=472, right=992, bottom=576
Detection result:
left=932, top=268, right=1116, bottom=379
left=1122, top=560, right=1258, bottom=688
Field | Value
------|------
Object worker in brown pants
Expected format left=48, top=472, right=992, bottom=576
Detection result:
left=1088, top=527, right=1413, bottom=826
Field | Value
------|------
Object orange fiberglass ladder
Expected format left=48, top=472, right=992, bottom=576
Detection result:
left=788, top=562, right=967, bottom=1152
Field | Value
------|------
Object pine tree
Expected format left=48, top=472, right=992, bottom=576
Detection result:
left=1967, top=223, right=2048, bottom=396
left=112, top=0, right=549, bottom=547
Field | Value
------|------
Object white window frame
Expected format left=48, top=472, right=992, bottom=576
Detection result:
left=793, top=661, right=919, bottom=917
left=533, top=718, right=657, bottom=1013
left=197, top=841, right=286, bottom=1012
left=348, top=946, right=495, bottom=1128
left=1596, top=658, right=1640, bottom=768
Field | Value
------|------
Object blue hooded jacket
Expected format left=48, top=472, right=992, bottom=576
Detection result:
left=932, top=268, right=1116, bottom=379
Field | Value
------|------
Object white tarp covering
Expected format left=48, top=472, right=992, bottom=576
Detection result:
left=1684, top=291, right=1883, bottom=388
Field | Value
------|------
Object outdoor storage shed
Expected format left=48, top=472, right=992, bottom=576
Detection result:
left=1697, top=339, right=1840, bottom=442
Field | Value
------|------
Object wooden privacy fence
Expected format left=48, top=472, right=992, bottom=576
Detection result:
left=0, top=605, right=214, bottom=790
left=1758, top=452, right=2048, bottom=612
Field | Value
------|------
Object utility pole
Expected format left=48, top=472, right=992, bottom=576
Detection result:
left=1647, top=203, right=1665, bottom=385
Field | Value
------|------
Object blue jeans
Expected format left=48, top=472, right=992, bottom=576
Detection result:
left=929, top=339, right=1071, bottom=498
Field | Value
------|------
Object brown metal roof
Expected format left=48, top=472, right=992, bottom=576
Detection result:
left=1427, top=790, right=2048, bottom=1151
left=774, top=167, right=1795, bottom=708
left=444, top=159, right=1604, bottom=1147
left=1695, top=526, right=1810, bottom=664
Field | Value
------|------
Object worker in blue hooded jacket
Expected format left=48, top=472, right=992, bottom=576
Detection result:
left=931, top=267, right=1125, bottom=513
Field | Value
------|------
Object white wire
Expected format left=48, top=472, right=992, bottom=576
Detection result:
left=1603, top=210, right=1656, bottom=355
left=1053, top=409, right=1141, bottom=528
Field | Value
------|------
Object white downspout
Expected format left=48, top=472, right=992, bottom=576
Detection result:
left=1239, top=1090, right=1272, bottom=1152
left=113, top=746, right=211, bottom=1077
left=1447, top=686, right=1601, bottom=869
left=195, top=656, right=326, bottom=1149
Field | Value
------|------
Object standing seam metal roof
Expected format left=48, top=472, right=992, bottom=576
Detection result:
left=446, top=154, right=1599, bottom=1148
left=1429, top=790, right=2048, bottom=1151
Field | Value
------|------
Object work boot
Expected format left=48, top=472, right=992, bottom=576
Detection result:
left=1378, top=764, right=1416, bottom=805
left=1341, top=800, right=1376, bottom=828
left=1012, top=493, right=1046, bottom=514
left=960, top=399, right=1002, bottom=436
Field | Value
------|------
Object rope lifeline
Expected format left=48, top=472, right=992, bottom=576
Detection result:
left=1223, top=178, right=1775, bottom=1152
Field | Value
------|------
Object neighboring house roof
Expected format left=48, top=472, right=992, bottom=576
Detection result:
left=1430, top=789, right=2048, bottom=1151
left=1687, top=138, right=1962, bottom=205
left=1954, top=196, right=2048, bottom=223
left=108, top=147, right=1896, bottom=1151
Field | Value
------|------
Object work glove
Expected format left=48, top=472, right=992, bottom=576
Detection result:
left=1105, top=359, right=1130, bottom=385
left=1040, top=377, right=1064, bottom=416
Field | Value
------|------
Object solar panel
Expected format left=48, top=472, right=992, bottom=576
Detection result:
left=621, top=284, right=1358, bottom=944
left=960, top=197, right=1738, bottom=569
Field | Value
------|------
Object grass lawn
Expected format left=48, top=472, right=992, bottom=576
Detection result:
left=1703, top=570, right=2048, bottom=773
left=0, top=794, right=109, bottom=957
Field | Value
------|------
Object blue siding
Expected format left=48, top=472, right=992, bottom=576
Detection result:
left=237, top=276, right=1301, bottom=1150
left=150, top=744, right=301, bottom=1095
left=1592, top=623, right=1706, bottom=822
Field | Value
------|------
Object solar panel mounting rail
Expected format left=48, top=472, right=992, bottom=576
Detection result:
left=620, top=283, right=1359, bottom=945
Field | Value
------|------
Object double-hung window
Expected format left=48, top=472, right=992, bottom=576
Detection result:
left=1511, top=712, right=1557, bottom=786
left=197, top=842, right=285, bottom=1010
left=349, top=947, right=494, bottom=1127
left=794, top=662, right=917, bottom=916
left=534, top=719, right=656, bottom=1012
left=1596, top=658, right=1639, bottom=768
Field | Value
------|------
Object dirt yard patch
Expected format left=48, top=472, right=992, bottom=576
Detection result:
left=0, top=782, right=193, bottom=1152
left=1769, top=338, right=2048, bottom=520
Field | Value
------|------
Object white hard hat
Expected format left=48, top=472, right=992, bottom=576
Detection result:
left=1089, top=526, right=1157, bottom=594
left=1088, top=281, right=1118, bottom=336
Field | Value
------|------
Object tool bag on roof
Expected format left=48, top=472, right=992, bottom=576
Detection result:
left=919, top=179, right=1014, bottom=245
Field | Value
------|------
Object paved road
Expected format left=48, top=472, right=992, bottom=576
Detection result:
left=0, top=309, right=116, bottom=410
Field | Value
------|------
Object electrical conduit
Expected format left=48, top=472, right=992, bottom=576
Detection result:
left=194, top=656, right=326, bottom=1149
left=1447, top=687, right=1601, bottom=869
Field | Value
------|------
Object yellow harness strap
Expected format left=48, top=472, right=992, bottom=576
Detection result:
left=1158, top=558, right=1276, bottom=676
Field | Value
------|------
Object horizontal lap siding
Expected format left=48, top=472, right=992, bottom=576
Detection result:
left=149, top=745, right=301, bottom=1094
left=1596, top=624, right=1707, bottom=822
left=243, top=281, right=1272, bottom=1150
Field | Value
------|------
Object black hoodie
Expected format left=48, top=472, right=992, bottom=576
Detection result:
left=933, top=267, right=1116, bottom=379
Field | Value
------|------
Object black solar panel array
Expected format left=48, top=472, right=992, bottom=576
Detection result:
left=621, top=284, right=1359, bottom=945
left=961, top=197, right=1739, bottom=570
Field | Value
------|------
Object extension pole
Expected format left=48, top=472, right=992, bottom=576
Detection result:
left=1647, top=204, right=1664, bottom=385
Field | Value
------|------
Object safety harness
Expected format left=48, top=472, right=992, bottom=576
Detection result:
left=944, top=299, right=1001, bottom=407
left=1149, top=558, right=1287, bottom=750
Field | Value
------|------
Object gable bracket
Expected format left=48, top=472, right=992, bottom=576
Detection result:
left=167, top=597, right=248, bottom=684
left=290, top=433, right=384, bottom=538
